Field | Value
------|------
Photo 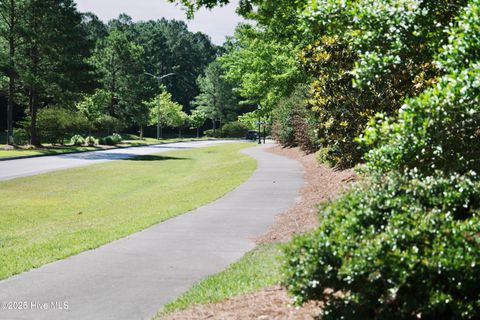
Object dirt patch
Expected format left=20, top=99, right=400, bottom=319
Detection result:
left=256, top=145, right=355, bottom=244
left=161, top=145, right=355, bottom=320
left=159, top=285, right=322, bottom=320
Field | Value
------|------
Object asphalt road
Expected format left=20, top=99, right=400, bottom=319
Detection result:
left=0, top=143, right=303, bottom=320
left=0, top=140, right=235, bottom=181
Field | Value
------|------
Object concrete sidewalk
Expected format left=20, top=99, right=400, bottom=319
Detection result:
left=0, top=140, right=235, bottom=181
left=0, top=144, right=303, bottom=320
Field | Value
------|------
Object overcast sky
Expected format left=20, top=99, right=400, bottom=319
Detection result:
left=74, top=0, right=243, bottom=45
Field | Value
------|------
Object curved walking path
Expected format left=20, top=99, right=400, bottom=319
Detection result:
left=0, top=140, right=235, bottom=181
left=0, top=143, right=303, bottom=320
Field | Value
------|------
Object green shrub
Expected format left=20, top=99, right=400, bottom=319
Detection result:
left=13, top=128, right=30, bottom=145
left=85, top=136, right=97, bottom=147
left=111, top=133, right=122, bottom=144
left=98, top=133, right=122, bottom=146
left=70, top=135, right=85, bottom=146
left=221, top=121, right=249, bottom=138
left=284, top=171, right=480, bottom=319
left=301, top=37, right=368, bottom=168
left=272, top=85, right=319, bottom=152
left=283, top=4, right=480, bottom=319
left=37, top=107, right=89, bottom=145
left=94, top=115, right=125, bottom=135
left=359, top=65, right=480, bottom=178
left=204, top=129, right=222, bottom=138
left=99, top=136, right=115, bottom=146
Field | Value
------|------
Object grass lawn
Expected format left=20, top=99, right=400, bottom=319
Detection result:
left=0, top=145, right=99, bottom=158
left=0, top=142, right=256, bottom=280
left=0, top=136, right=212, bottom=159
left=157, top=244, right=284, bottom=317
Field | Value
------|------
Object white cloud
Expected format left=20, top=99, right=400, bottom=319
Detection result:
left=74, top=0, right=243, bottom=45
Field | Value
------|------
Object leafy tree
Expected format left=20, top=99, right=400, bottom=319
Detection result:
left=76, top=89, right=110, bottom=134
left=16, top=0, right=94, bottom=146
left=0, top=0, right=22, bottom=145
left=157, top=20, right=217, bottom=109
left=237, top=111, right=258, bottom=130
left=81, top=12, right=108, bottom=45
left=144, top=90, right=185, bottom=138
left=188, top=109, right=206, bottom=137
left=172, top=108, right=188, bottom=138
left=90, top=29, right=144, bottom=120
left=219, top=24, right=304, bottom=111
left=192, top=59, right=239, bottom=128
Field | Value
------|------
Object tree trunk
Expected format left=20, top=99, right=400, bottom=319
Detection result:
left=6, top=0, right=16, bottom=145
left=178, top=127, right=181, bottom=138
left=196, top=127, right=199, bottom=138
left=139, top=125, right=144, bottom=139
left=29, top=89, right=40, bottom=146
left=7, top=73, right=14, bottom=145
left=28, top=15, right=40, bottom=147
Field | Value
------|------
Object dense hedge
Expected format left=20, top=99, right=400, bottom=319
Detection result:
left=37, top=107, right=89, bottom=145
left=284, top=171, right=480, bottom=319
left=204, top=121, right=250, bottom=138
left=283, top=2, right=480, bottom=318
left=271, top=86, right=319, bottom=153
left=221, top=121, right=250, bottom=138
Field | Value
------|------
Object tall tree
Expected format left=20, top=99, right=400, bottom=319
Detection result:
left=0, top=0, right=22, bottom=145
left=192, top=59, right=239, bottom=129
left=219, top=24, right=304, bottom=111
left=144, top=90, right=185, bottom=138
left=188, top=109, right=206, bottom=137
left=90, top=28, right=144, bottom=120
left=17, top=0, right=94, bottom=146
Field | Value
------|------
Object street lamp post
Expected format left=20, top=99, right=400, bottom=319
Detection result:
left=257, top=105, right=261, bottom=144
left=145, top=72, right=176, bottom=140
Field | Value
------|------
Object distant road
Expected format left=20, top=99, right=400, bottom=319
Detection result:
left=0, top=140, right=236, bottom=181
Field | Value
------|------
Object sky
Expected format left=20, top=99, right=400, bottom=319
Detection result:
left=74, top=0, right=244, bottom=45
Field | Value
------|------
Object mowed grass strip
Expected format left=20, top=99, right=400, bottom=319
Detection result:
left=0, top=142, right=256, bottom=280
left=0, top=136, right=212, bottom=159
left=158, top=244, right=283, bottom=317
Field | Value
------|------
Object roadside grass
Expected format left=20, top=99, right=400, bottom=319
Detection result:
left=157, top=243, right=284, bottom=317
left=0, top=142, right=256, bottom=280
left=0, top=145, right=98, bottom=158
left=0, top=134, right=213, bottom=159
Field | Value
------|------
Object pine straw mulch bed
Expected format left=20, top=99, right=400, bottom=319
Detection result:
left=161, top=145, right=356, bottom=320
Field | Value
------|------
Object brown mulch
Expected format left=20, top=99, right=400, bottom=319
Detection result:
left=161, top=145, right=356, bottom=320
left=160, top=285, right=322, bottom=320
left=0, top=144, right=16, bottom=150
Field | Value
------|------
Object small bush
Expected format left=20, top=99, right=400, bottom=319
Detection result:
left=204, top=129, right=222, bottom=138
left=221, top=122, right=249, bottom=138
left=13, top=128, right=30, bottom=145
left=111, top=133, right=122, bottom=144
left=70, top=135, right=85, bottom=146
left=99, top=136, right=115, bottom=146
left=99, top=134, right=122, bottom=146
left=84, top=136, right=97, bottom=146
